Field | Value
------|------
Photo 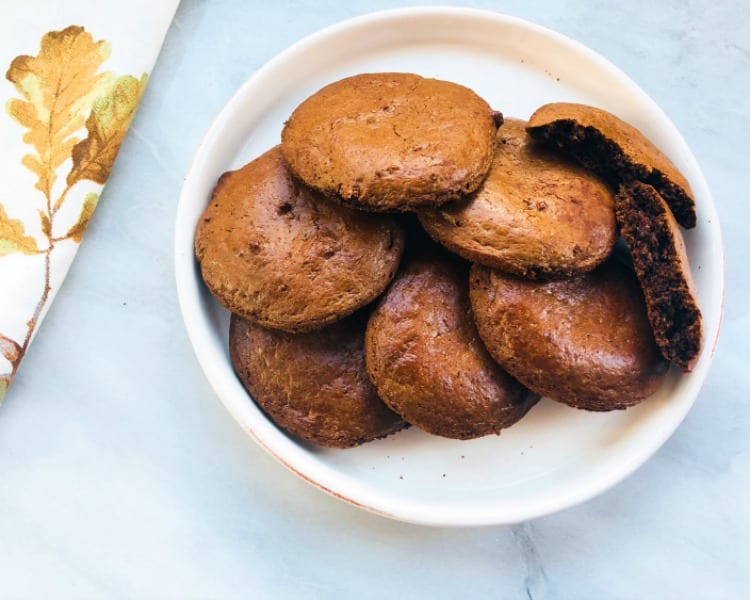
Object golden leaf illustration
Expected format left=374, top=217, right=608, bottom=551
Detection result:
left=5, top=26, right=113, bottom=199
left=68, top=74, right=147, bottom=186
left=0, top=204, right=39, bottom=255
left=38, top=210, right=51, bottom=238
left=0, top=25, right=148, bottom=402
left=66, top=193, right=99, bottom=242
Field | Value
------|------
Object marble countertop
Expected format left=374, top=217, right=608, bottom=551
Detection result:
left=1, top=1, right=747, bottom=597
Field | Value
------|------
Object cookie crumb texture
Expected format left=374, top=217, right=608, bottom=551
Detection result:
left=281, top=73, right=497, bottom=212
left=527, top=102, right=696, bottom=229
left=365, top=253, right=539, bottom=440
left=229, top=313, right=405, bottom=448
left=194, top=146, right=405, bottom=332
left=470, top=259, right=668, bottom=411
left=616, top=181, right=702, bottom=371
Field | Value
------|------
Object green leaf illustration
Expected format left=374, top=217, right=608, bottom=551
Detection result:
left=0, top=203, right=38, bottom=255
left=66, top=193, right=99, bottom=242
left=68, top=74, right=147, bottom=186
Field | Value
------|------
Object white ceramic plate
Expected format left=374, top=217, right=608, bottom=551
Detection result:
left=175, top=7, right=724, bottom=526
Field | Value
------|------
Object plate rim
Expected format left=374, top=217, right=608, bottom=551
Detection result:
left=174, top=5, right=725, bottom=526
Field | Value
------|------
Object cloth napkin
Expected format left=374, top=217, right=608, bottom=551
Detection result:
left=0, top=1, right=180, bottom=400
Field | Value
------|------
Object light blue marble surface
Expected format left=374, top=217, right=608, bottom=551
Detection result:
left=1, top=1, right=748, bottom=597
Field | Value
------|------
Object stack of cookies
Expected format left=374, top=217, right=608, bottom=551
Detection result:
left=194, top=72, right=702, bottom=449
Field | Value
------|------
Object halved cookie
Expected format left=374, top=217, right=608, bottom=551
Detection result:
left=418, top=119, right=616, bottom=278
left=526, top=102, right=696, bottom=228
left=365, top=253, right=539, bottom=440
left=615, top=181, right=702, bottom=371
left=195, top=146, right=405, bottom=332
left=469, top=258, right=668, bottom=411
left=229, top=313, right=405, bottom=449
left=281, top=73, right=497, bottom=212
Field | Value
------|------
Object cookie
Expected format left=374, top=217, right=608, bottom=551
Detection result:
left=281, top=72, right=497, bottom=212
left=615, top=181, right=702, bottom=371
left=195, top=146, right=405, bottom=332
left=229, top=312, right=405, bottom=449
left=526, top=102, right=697, bottom=228
left=418, top=119, right=617, bottom=278
left=365, top=253, right=539, bottom=440
left=469, top=258, right=668, bottom=411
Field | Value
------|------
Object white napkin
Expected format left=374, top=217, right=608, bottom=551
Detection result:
left=0, top=1, right=180, bottom=400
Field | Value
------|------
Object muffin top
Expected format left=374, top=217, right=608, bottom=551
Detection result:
left=527, top=102, right=696, bottom=228
left=365, top=253, right=538, bottom=439
left=469, top=258, right=668, bottom=411
left=195, top=146, right=404, bottom=332
left=230, top=312, right=405, bottom=449
left=419, top=119, right=617, bottom=278
left=281, top=72, right=497, bottom=212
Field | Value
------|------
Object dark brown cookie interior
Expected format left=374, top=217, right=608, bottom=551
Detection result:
left=527, top=103, right=696, bottom=228
left=615, top=181, right=702, bottom=371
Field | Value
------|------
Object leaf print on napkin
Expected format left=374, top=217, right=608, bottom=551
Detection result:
left=38, top=210, right=51, bottom=238
left=5, top=26, right=113, bottom=200
left=68, top=74, right=147, bottom=186
left=0, top=333, right=21, bottom=401
left=1, top=24, right=150, bottom=401
left=66, top=193, right=99, bottom=242
left=0, top=204, right=39, bottom=255
left=0, top=334, right=22, bottom=366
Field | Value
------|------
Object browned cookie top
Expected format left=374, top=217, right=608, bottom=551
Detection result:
left=281, top=73, right=497, bottom=212
left=229, top=313, right=405, bottom=449
left=195, top=146, right=405, bottom=332
left=418, top=119, right=617, bottom=279
left=615, top=181, right=702, bottom=371
left=365, top=253, right=538, bottom=440
left=527, top=102, right=696, bottom=228
left=469, top=259, right=668, bottom=411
